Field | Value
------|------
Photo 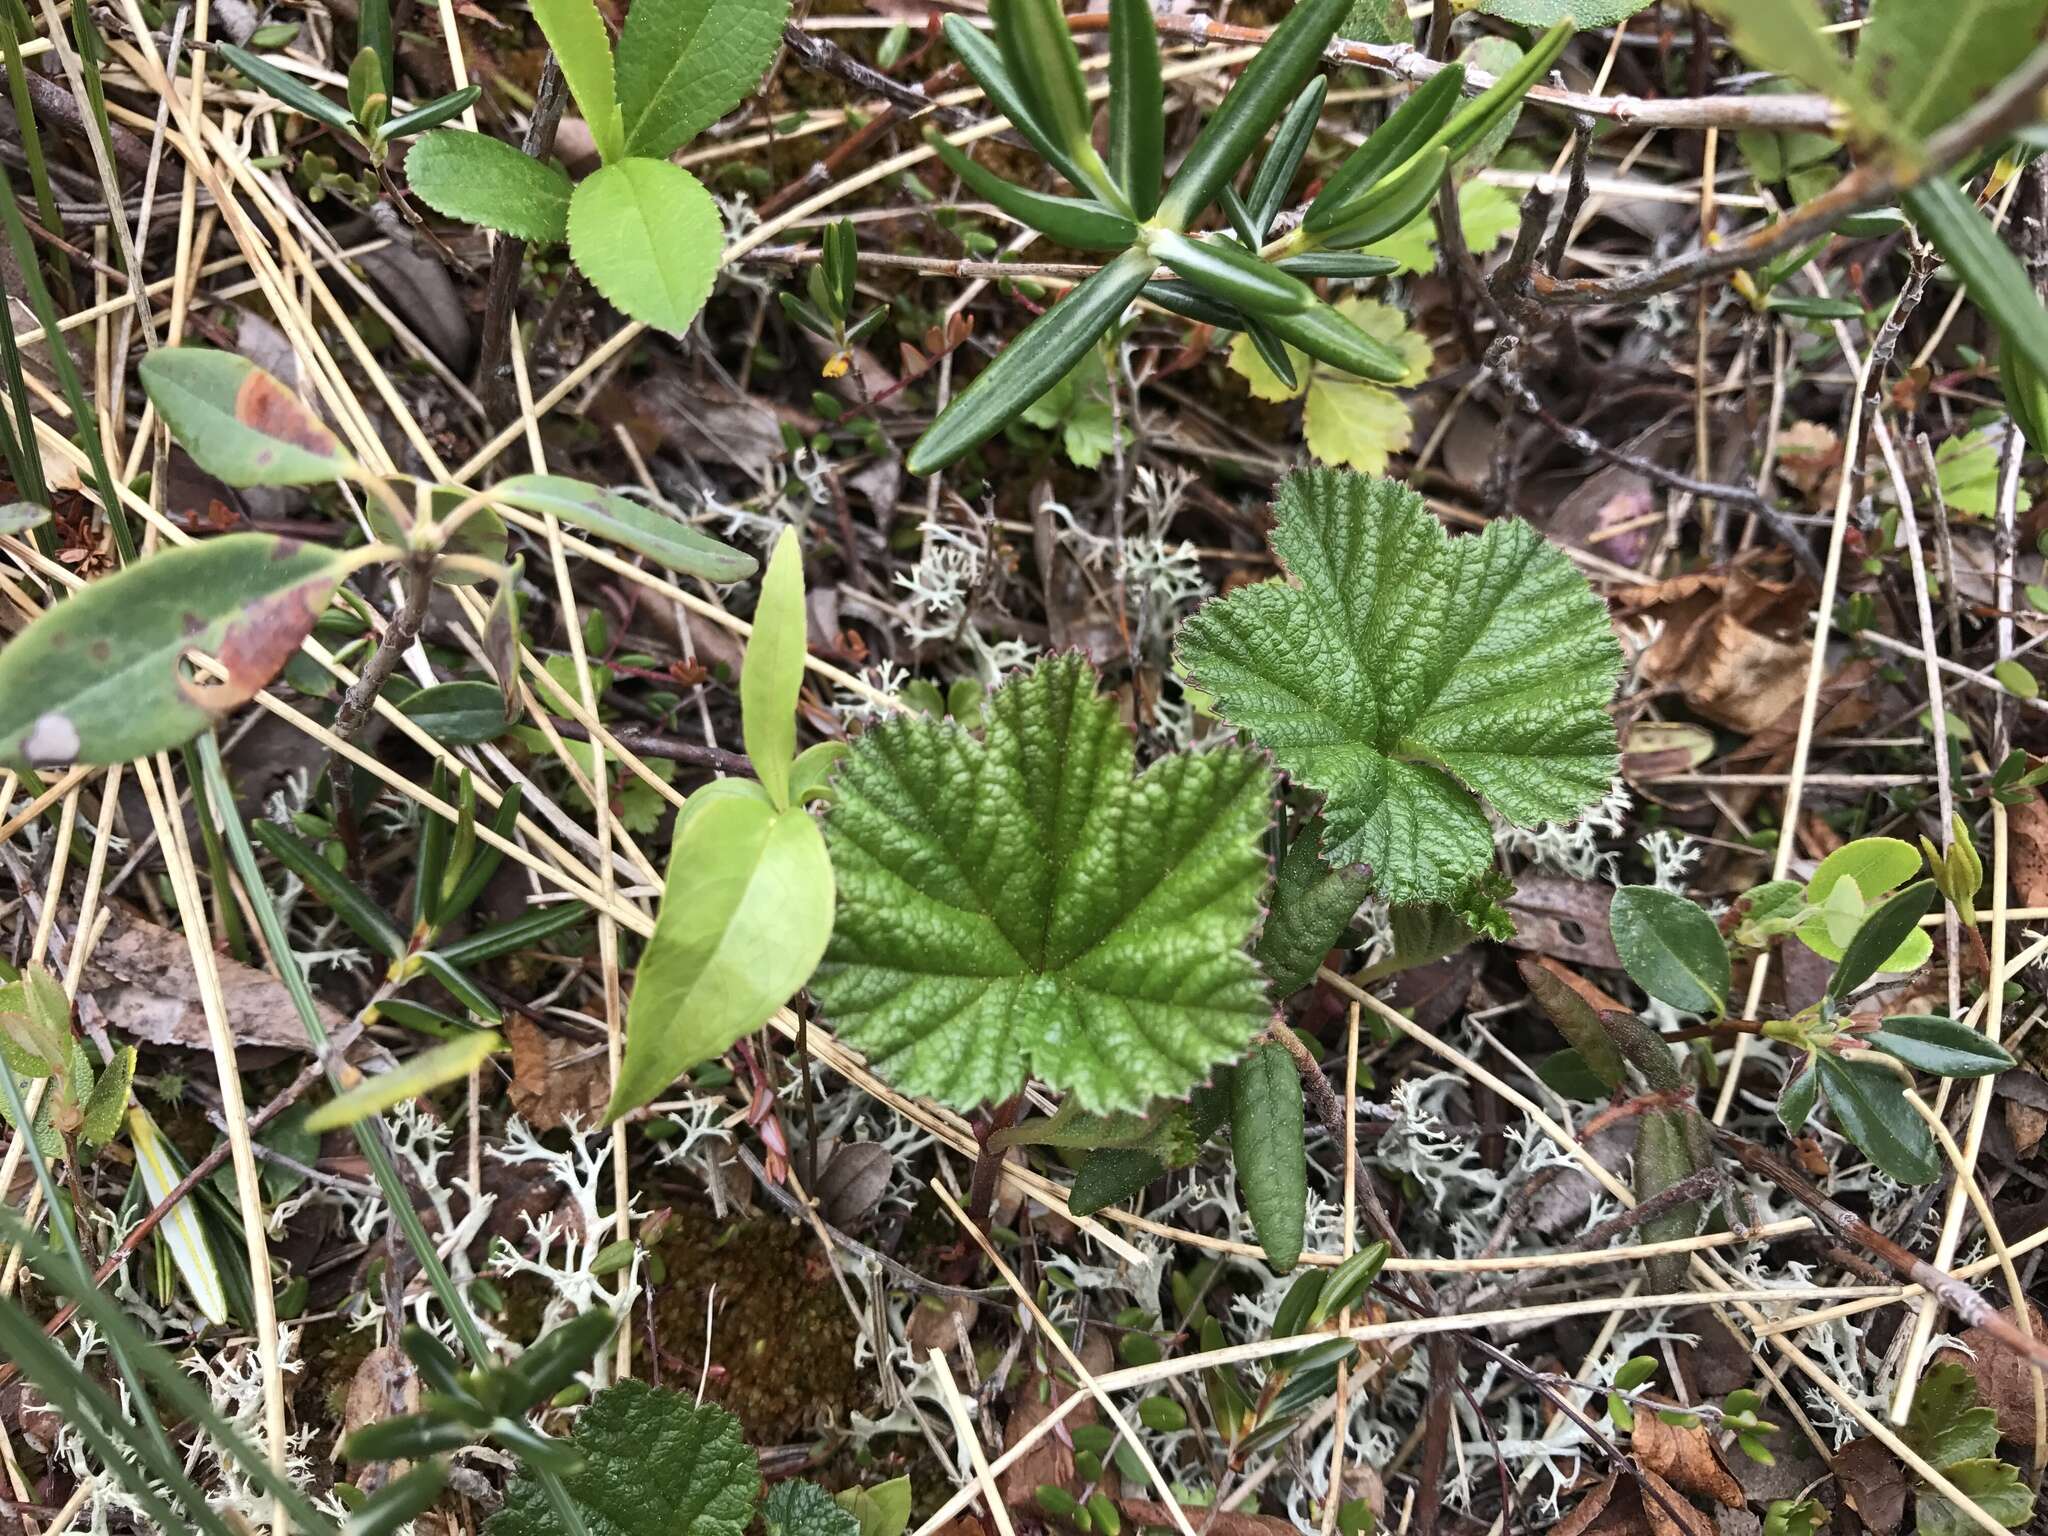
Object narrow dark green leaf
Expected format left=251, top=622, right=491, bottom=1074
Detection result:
left=437, top=783, right=524, bottom=919
left=927, top=132, right=1138, bottom=250
left=1231, top=1040, right=1307, bottom=1271
left=910, top=246, right=1153, bottom=473
left=1440, top=19, right=1572, bottom=160
left=357, top=0, right=392, bottom=86
left=1609, top=886, right=1730, bottom=1016
left=1304, top=63, right=1465, bottom=232
left=1907, top=176, right=2048, bottom=388
left=1827, top=880, right=1936, bottom=1003
left=1864, top=1014, right=2016, bottom=1078
left=1273, top=251, right=1401, bottom=279
left=1248, top=75, right=1327, bottom=237
left=1108, top=0, right=1163, bottom=216
left=397, top=679, right=513, bottom=746
left=509, top=1307, right=618, bottom=1409
left=1816, top=1051, right=1939, bottom=1183
left=347, top=1413, right=479, bottom=1463
left=991, top=0, right=1099, bottom=185
left=1258, top=820, right=1373, bottom=996
left=252, top=819, right=404, bottom=959
left=349, top=1461, right=451, bottom=1536
left=380, top=83, right=480, bottom=140
left=943, top=16, right=1098, bottom=197
left=1153, top=229, right=1313, bottom=316
left=1778, top=1053, right=1819, bottom=1132
left=1635, top=1106, right=1706, bottom=1290
left=1518, top=958, right=1627, bottom=1089
left=1765, top=295, right=1865, bottom=319
left=1244, top=320, right=1300, bottom=391
left=1309, top=1240, right=1388, bottom=1325
left=1261, top=295, right=1409, bottom=382
left=1141, top=279, right=1246, bottom=328
left=1308, top=145, right=1450, bottom=252
left=1158, top=0, right=1353, bottom=229
left=1068, top=1146, right=1165, bottom=1216
left=215, top=43, right=359, bottom=137
left=414, top=951, right=503, bottom=1023
left=434, top=901, right=588, bottom=968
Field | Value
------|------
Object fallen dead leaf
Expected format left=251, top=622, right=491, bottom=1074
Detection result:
left=1555, top=1474, right=1634, bottom=1536
left=1775, top=422, right=1843, bottom=508
left=1638, top=1466, right=1716, bottom=1536
left=905, top=1295, right=979, bottom=1360
left=341, top=1345, right=418, bottom=1465
left=2003, top=792, right=2048, bottom=909
left=1506, top=878, right=1623, bottom=970
left=1832, top=1437, right=1906, bottom=1536
left=1620, top=571, right=1815, bottom=734
left=2005, top=1098, right=2047, bottom=1157
left=1633, top=1413, right=1745, bottom=1508
left=83, top=904, right=349, bottom=1054
left=505, top=1016, right=610, bottom=1131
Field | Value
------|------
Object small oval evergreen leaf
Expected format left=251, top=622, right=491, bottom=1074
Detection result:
left=1827, top=880, right=1937, bottom=1003
left=1863, top=1014, right=2016, bottom=1079
left=1816, top=1051, right=1939, bottom=1184
left=1609, top=886, right=1730, bottom=1016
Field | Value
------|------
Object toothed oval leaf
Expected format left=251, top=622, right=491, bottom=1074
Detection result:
left=1175, top=469, right=1622, bottom=904
left=811, top=654, right=1275, bottom=1114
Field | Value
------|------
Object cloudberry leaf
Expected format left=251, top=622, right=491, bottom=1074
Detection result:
left=812, top=653, right=1274, bottom=1113
left=1904, top=1363, right=2000, bottom=1467
left=764, top=1482, right=861, bottom=1536
left=1176, top=470, right=1621, bottom=904
left=488, top=1381, right=759, bottom=1536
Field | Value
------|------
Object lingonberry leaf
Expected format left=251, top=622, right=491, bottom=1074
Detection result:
left=812, top=653, right=1274, bottom=1114
left=1176, top=469, right=1622, bottom=904
left=488, top=1381, right=760, bottom=1536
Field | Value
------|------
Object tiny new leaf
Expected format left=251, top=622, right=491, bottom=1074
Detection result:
left=139, top=348, right=353, bottom=487
left=488, top=1381, right=761, bottom=1536
left=812, top=653, right=1275, bottom=1113
left=1176, top=469, right=1621, bottom=904
left=0, top=534, right=354, bottom=769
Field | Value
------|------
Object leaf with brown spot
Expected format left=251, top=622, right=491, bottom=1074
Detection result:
left=1633, top=1412, right=1746, bottom=1508
left=140, top=347, right=355, bottom=488
left=0, top=533, right=355, bottom=769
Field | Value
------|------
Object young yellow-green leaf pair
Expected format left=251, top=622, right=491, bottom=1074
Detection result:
left=609, top=529, right=840, bottom=1120
left=407, top=0, right=791, bottom=334
left=0, top=963, right=135, bottom=1162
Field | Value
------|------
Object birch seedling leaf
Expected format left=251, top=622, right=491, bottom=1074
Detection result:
left=812, top=653, right=1275, bottom=1114
left=1176, top=469, right=1622, bottom=904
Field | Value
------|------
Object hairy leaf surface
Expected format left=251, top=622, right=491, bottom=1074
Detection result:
left=1176, top=470, right=1621, bottom=903
left=490, top=1381, right=760, bottom=1536
left=813, top=654, right=1274, bottom=1113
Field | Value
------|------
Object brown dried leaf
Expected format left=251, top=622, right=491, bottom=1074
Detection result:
left=2004, top=793, right=2048, bottom=910
left=341, top=1346, right=418, bottom=1467
left=1638, top=1466, right=1716, bottom=1536
left=505, top=1016, right=610, bottom=1132
left=1832, top=1437, right=1906, bottom=1536
left=1633, top=1413, right=1745, bottom=1508
left=83, top=905, right=348, bottom=1053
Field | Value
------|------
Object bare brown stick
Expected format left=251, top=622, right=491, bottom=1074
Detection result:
left=472, top=51, right=568, bottom=416
left=1713, top=1128, right=2048, bottom=1372
left=332, top=554, right=436, bottom=741
left=1531, top=40, right=2048, bottom=309
left=779, top=21, right=972, bottom=128
left=965, top=1092, right=1023, bottom=1230
left=546, top=718, right=755, bottom=777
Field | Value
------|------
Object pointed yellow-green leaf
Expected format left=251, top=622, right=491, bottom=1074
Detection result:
left=742, top=529, right=807, bottom=811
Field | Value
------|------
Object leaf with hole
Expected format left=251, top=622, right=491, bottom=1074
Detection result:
left=568, top=158, right=723, bottom=335
left=139, top=348, right=354, bottom=487
left=813, top=653, right=1273, bottom=1113
left=1609, top=886, right=1730, bottom=1016
left=1176, top=469, right=1621, bottom=905
left=406, top=130, right=573, bottom=243
left=489, top=474, right=756, bottom=581
left=0, top=534, right=356, bottom=770
left=609, top=789, right=834, bottom=1120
